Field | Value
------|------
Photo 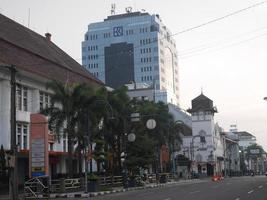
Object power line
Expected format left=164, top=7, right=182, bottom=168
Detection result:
left=172, top=0, right=267, bottom=36
left=1, top=0, right=267, bottom=82
left=178, top=25, right=267, bottom=56
left=179, top=31, right=267, bottom=60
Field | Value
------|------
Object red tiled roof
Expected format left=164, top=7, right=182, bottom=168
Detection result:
left=0, top=14, right=103, bottom=86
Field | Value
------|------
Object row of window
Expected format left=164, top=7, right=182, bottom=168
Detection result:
left=140, top=27, right=149, bottom=33
left=85, top=34, right=98, bottom=40
left=16, top=84, right=51, bottom=112
left=88, top=45, right=98, bottom=51
left=141, top=66, right=152, bottom=72
left=85, top=26, right=157, bottom=41
left=141, top=57, right=152, bottom=63
left=140, top=48, right=151, bottom=54
left=104, top=32, right=111, bottom=38
left=88, top=54, right=99, bottom=60
left=88, top=63, right=99, bottom=69
left=140, top=38, right=152, bottom=45
left=16, top=122, right=65, bottom=151
left=126, top=29, right=134, bottom=35
left=92, top=72, right=99, bottom=77
left=141, top=76, right=153, bottom=82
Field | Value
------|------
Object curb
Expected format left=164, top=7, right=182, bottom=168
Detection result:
left=49, top=179, right=202, bottom=198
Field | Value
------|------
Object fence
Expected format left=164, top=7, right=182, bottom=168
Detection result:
left=24, top=176, right=49, bottom=199
left=50, top=175, right=124, bottom=193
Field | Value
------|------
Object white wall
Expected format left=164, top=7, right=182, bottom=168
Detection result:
left=0, top=78, right=11, bottom=149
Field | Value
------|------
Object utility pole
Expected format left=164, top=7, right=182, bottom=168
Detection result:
left=1, top=65, right=18, bottom=200
left=10, top=65, right=18, bottom=200
left=85, top=111, right=91, bottom=193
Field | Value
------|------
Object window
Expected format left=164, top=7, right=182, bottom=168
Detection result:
left=17, top=124, right=22, bottom=149
left=40, top=91, right=50, bottom=111
left=16, top=84, right=28, bottom=111
left=16, top=123, right=28, bottom=149
left=49, top=143, right=54, bottom=151
left=23, top=124, right=28, bottom=149
left=16, top=85, right=22, bottom=110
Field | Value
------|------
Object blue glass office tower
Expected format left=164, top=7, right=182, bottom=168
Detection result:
left=82, top=11, right=179, bottom=105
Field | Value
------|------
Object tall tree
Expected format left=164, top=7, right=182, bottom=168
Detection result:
left=42, top=80, right=96, bottom=177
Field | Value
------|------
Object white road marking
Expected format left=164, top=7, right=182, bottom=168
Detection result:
left=258, top=185, right=263, bottom=189
left=235, top=198, right=240, bottom=200
left=248, top=190, right=254, bottom=194
left=163, top=198, right=171, bottom=200
left=190, top=190, right=200, bottom=194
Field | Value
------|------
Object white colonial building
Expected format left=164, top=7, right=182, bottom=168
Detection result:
left=180, top=93, right=225, bottom=176
left=0, top=14, right=102, bottom=183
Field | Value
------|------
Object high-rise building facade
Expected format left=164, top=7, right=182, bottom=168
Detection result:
left=82, top=10, right=179, bottom=105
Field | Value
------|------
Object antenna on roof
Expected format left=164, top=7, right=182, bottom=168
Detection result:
left=111, top=3, right=116, bottom=15
left=201, top=87, right=203, bottom=94
left=125, top=7, right=132, bottom=13
left=27, top=8, right=31, bottom=28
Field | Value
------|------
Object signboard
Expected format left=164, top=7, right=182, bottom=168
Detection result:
left=250, top=149, right=260, bottom=154
left=30, top=114, right=49, bottom=178
left=113, top=26, right=123, bottom=37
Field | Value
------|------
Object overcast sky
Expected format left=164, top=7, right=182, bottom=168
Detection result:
left=1, top=0, right=267, bottom=149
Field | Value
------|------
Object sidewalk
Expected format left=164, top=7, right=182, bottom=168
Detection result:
left=50, top=179, right=204, bottom=198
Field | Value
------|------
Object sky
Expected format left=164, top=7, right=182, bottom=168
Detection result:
left=1, top=0, right=267, bottom=149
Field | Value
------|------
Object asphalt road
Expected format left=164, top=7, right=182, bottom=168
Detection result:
left=54, top=176, right=267, bottom=200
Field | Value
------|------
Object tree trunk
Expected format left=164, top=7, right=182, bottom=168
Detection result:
left=67, top=135, right=73, bottom=178
left=78, top=141, right=82, bottom=177
left=97, top=161, right=100, bottom=173
left=117, top=135, right=122, bottom=174
left=90, top=143, right=93, bottom=173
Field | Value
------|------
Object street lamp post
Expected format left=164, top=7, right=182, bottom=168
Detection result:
left=84, top=100, right=114, bottom=193
left=171, top=120, right=184, bottom=177
left=122, top=112, right=140, bottom=188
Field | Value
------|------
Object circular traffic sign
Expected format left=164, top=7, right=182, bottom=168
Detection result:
left=127, top=133, right=136, bottom=142
left=146, top=119, right=156, bottom=130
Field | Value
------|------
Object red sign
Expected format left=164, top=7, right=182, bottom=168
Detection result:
left=29, top=114, right=49, bottom=178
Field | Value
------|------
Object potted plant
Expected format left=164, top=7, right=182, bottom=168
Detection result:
left=87, top=173, right=99, bottom=192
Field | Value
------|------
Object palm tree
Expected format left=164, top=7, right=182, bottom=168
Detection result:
left=98, top=86, right=133, bottom=175
left=42, top=80, right=96, bottom=177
